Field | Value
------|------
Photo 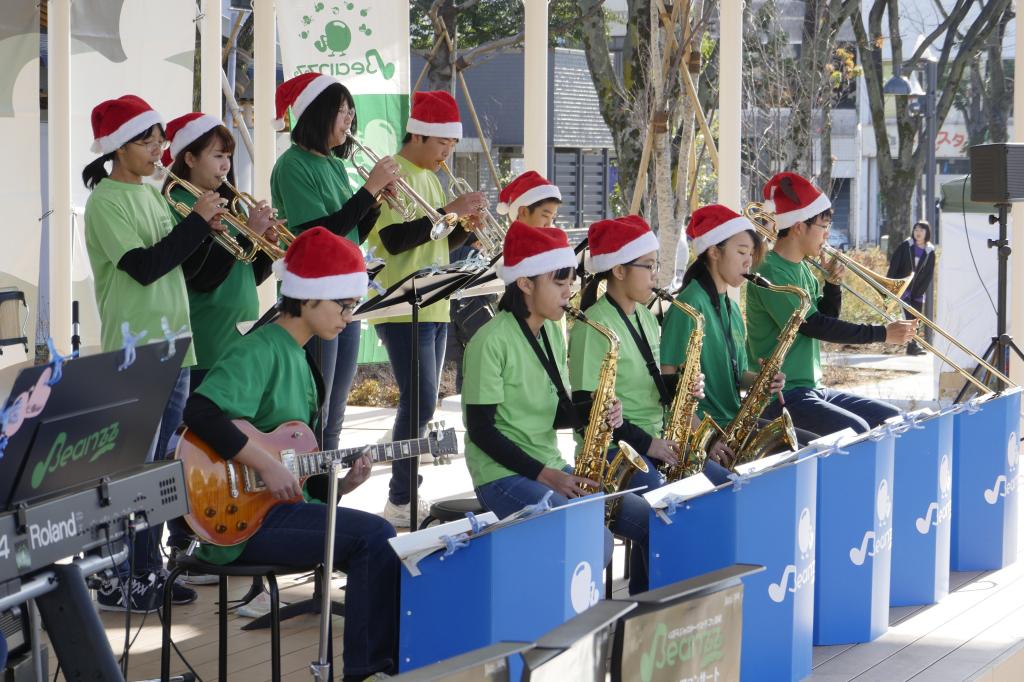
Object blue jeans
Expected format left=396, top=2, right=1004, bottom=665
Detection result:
left=627, top=449, right=732, bottom=490
left=476, top=467, right=651, bottom=595
left=762, top=386, right=900, bottom=438
left=236, top=502, right=398, bottom=677
left=375, top=322, right=447, bottom=505
left=306, top=322, right=360, bottom=450
left=127, top=367, right=190, bottom=576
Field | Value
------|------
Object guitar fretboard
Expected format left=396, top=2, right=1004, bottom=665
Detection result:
left=290, top=437, right=432, bottom=478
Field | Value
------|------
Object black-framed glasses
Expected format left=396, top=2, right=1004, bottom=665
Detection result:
left=625, top=261, right=660, bottom=274
left=813, top=210, right=834, bottom=226
left=333, top=300, right=359, bottom=315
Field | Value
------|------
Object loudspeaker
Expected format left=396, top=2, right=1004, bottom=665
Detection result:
left=969, top=143, right=1024, bottom=203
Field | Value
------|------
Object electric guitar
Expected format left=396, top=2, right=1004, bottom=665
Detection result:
left=175, top=420, right=458, bottom=545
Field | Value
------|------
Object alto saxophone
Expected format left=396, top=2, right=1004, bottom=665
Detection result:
left=652, top=288, right=722, bottom=482
left=724, top=273, right=811, bottom=467
left=564, top=305, right=649, bottom=522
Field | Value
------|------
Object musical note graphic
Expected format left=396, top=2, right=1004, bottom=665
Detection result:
left=916, top=502, right=939, bottom=534
left=768, top=565, right=796, bottom=603
left=985, top=475, right=1008, bottom=504
left=365, top=49, right=395, bottom=80
left=849, top=531, right=876, bottom=565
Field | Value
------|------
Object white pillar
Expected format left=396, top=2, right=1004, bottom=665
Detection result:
left=1011, top=5, right=1024, bottom=387
left=523, top=0, right=548, bottom=174
left=201, top=0, right=222, bottom=117
left=48, top=0, right=72, bottom=353
left=253, top=0, right=277, bottom=310
left=717, top=0, right=742, bottom=208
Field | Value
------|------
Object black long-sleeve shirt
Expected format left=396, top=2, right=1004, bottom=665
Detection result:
left=290, top=187, right=382, bottom=244
left=798, top=281, right=888, bottom=344
left=117, top=212, right=210, bottom=285
left=377, top=210, right=471, bottom=256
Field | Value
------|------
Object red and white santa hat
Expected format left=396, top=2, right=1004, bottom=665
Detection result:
left=496, top=171, right=561, bottom=217
left=273, top=73, right=338, bottom=131
left=405, top=90, right=462, bottom=139
left=687, top=204, right=754, bottom=256
left=762, top=172, right=832, bottom=230
left=497, top=221, right=577, bottom=284
left=272, top=227, right=368, bottom=300
left=161, top=112, right=224, bottom=166
left=587, top=215, right=659, bottom=272
left=90, top=95, right=164, bottom=155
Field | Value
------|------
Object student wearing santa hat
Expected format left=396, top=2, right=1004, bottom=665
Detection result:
left=747, top=173, right=917, bottom=436
left=464, top=221, right=652, bottom=594
left=661, top=205, right=816, bottom=455
left=496, top=170, right=562, bottom=227
left=83, top=95, right=228, bottom=611
left=182, top=227, right=399, bottom=681
left=570, top=215, right=719, bottom=487
left=270, top=73, right=400, bottom=457
left=365, top=90, right=486, bottom=528
left=161, top=113, right=280, bottom=383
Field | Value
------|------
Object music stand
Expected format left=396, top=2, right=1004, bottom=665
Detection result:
left=356, top=263, right=486, bottom=529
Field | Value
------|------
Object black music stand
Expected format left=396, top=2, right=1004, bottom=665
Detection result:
left=356, top=264, right=486, bottom=530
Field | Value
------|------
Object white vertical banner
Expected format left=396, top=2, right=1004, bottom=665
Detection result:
left=0, top=1, right=41, bottom=363
left=68, top=0, right=195, bottom=347
left=277, top=0, right=410, bottom=160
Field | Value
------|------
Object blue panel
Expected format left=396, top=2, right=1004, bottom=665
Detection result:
left=890, top=411, right=953, bottom=605
left=951, top=389, right=1021, bottom=570
left=814, top=430, right=895, bottom=645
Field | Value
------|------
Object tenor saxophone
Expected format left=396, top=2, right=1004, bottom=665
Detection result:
left=652, top=288, right=722, bottom=482
left=564, top=305, right=649, bottom=522
left=724, top=273, right=811, bottom=467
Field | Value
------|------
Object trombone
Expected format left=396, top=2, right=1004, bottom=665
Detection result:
left=344, top=132, right=460, bottom=240
left=744, top=202, right=1014, bottom=395
left=158, top=161, right=261, bottom=262
left=220, top=176, right=295, bottom=253
left=439, top=161, right=507, bottom=259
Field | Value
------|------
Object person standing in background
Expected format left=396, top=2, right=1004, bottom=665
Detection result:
left=886, top=220, right=935, bottom=356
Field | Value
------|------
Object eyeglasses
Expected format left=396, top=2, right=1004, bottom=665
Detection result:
left=333, top=300, right=358, bottom=315
left=131, top=137, right=170, bottom=152
left=813, top=211, right=834, bottom=226
left=338, top=106, right=355, bottom=119
left=625, top=261, right=660, bottom=275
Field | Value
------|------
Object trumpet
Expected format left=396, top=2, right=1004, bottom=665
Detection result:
left=440, top=161, right=507, bottom=259
left=344, top=132, right=460, bottom=240
left=157, top=161, right=268, bottom=262
left=220, top=176, right=295, bottom=253
left=744, top=201, right=1014, bottom=394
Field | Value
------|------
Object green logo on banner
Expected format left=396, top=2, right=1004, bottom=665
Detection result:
left=639, top=622, right=725, bottom=682
left=295, top=2, right=395, bottom=80
left=31, top=423, right=121, bottom=490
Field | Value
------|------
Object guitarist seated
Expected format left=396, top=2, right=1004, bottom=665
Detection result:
left=182, top=227, right=398, bottom=682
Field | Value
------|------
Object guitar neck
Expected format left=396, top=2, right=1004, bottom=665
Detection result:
left=293, top=437, right=431, bottom=478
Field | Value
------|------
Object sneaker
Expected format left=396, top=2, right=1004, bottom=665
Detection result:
left=157, top=570, right=199, bottom=606
left=383, top=498, right=432, bottom=529
left=96, top=573, right=161, bottom=613
left=236, top=590, right=289, bottom=618
left=179, top=568, right=219, bottom=586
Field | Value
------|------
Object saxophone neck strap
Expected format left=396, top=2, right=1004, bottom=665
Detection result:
left=605, top=295, right=672, bottom=406
left=516, top=316, right=582, bottom=430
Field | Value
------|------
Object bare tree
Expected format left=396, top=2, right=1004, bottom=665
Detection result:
left=850, top=0, right=1011, bottom=250
left=955, top=6, right=1013, bottom=147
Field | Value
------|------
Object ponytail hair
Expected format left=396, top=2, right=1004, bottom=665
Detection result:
left=81, top=123, right=165, bottom=190
left=82, top=153, right=115, bottom=189
left=579, top=270, right=611, bottom=311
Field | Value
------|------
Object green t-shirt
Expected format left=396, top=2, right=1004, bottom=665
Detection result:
left=270, top=144, right=358, bottom=242
left=568, top=296, right=664, bottom=443
left=661, top=280, right=749, bottom=426
left=364, top=154, right=451, bottom=324
left=83, top=178, right=196, bottom=367
left=463, top=311, right=570, bottom=487
left=194, top=323, right=319, bottom=564
left=171, top=187, right=260, bottom=370
left=746, top=250, right=822, bottom=389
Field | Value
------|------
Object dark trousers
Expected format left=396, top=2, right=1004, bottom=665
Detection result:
left=307, top=322, right=361, bottom=450
left=375, top=322, right=447, bottom=505
left=762, top=386, right=900, bottom=438
left=236, top=502, right=399, bottom=677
